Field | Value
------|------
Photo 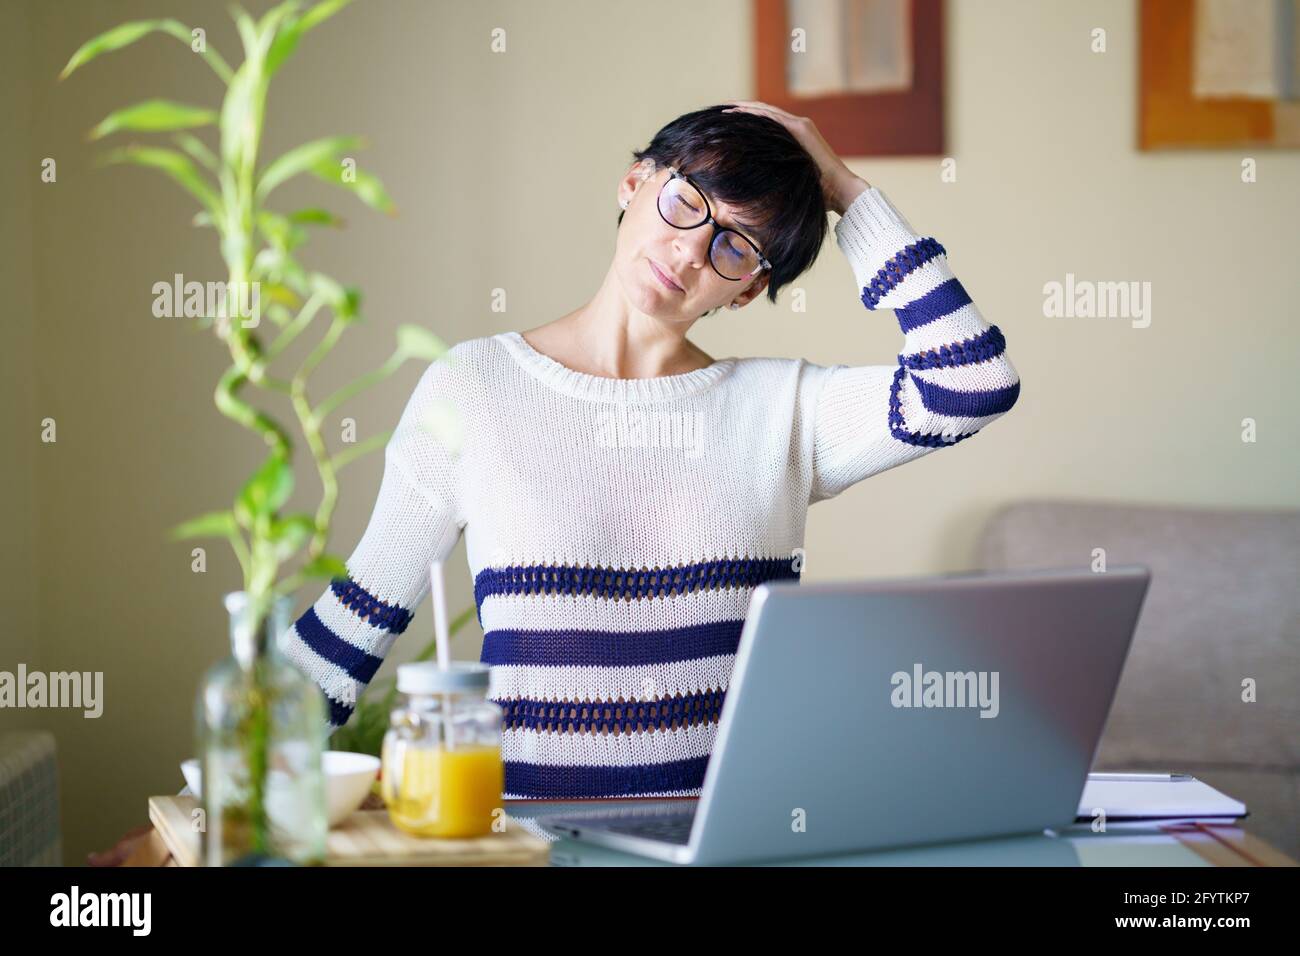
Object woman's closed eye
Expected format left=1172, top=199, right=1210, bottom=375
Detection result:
left=720, top=237, right=746, bottom=259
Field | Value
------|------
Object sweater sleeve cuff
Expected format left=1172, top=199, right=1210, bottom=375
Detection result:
left=832, top=186, right=924, bottom=299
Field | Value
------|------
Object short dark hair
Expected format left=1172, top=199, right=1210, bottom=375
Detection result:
left=617, top=104, right=828, bottom=309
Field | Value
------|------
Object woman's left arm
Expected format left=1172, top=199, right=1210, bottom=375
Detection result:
left=808, top=180, right=1021, bottom=501
left=720, top=103, right=1020, bottom=502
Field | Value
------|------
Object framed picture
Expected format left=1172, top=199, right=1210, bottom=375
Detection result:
left=1140, top=0, right=1300, bottom=149
left=754, top=0, right=945, bottom=156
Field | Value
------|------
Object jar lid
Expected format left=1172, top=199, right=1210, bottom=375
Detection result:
left=396, top=661, right=490, bottom=694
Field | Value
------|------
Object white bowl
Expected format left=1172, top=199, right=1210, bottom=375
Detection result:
left=181, top=750, right=380, bottom=828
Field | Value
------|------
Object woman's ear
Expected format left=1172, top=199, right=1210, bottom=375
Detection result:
left=618, top=158, right=658, bottom=208
left=732, top=272, right=771, bottom=309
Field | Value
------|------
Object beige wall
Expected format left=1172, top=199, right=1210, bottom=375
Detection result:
left=3, top=0, right=1297, bottom=864
left=1, top=0, right=40, bottom=731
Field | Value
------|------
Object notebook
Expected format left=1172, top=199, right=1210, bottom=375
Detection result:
left=1075, top=772, right=1247, bottom=823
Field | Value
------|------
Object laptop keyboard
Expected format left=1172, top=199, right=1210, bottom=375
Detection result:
left=601, top=813, right=696, bottom=845
left=552, top=808, right=697, bottom=845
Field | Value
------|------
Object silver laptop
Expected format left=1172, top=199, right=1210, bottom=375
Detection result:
left=538, top=565, right=1151, bottom=865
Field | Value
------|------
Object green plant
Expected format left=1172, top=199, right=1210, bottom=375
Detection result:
left=62, top=0, right=460, bottom=856
left=61, top=0, right=446, bottom=604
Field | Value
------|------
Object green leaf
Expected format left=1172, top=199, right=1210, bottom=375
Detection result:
left=308, top=156, right=395, bottom=215
left=265, top=25, right=302, bottom=78
left=288, top=207, right=343, bottom=227
left=98, top=146, right=222, bottom=220
left=306, top=272, right=359, bottom=319
left=395, top=324, right=448, bottom=361
left=298, top=0, right=354, bottom=33
left=237, top=452, right=295, bottom=521
left=219, top=61, right=256, bottom=169
left=269, top=513, right=315, bottom=562
left=339, top=287, right=361, bottom=321
left=328, top=691, right=390, bottom=756
left=173, top=132, right=217, bottom=171
left=264, top=283, right=303, bottom=309
left=257, top=210, right=308, bottom=252
left=265, top=8, right=305, bottom=77
left=255, top=256, right=308, bottom=296
left=299, top=554, right=349, bottom=580
left=251, top=1, right=300, bottom=69
left=89, top=100, right=217, bottom=140
left=60, top=18, right=233, bottom=83
left=61, top=21, right=164, bottom=79
left=256, top=135, right=361, bottom=201
left=257, top=210, right=290, bottom=242
left=264, top=0, right=354, bottom=76
left=221, top=0, right=287, bottom=172
left=232, top=5, right=262, bottom=61
left=169, top=510, right=238, bottom=541
left=258, top=1, right=303, bottom=38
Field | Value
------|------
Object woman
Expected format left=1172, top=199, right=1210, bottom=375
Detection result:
left=280, top=102, right=1021, bottom=802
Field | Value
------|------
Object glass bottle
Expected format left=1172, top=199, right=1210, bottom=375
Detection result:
left=381, top=661, right=504, bottom=837
left=196, top=590, right=327, bottom=866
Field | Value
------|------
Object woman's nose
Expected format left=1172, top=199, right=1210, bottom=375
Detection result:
left=672, top=226, right=712, bottom=267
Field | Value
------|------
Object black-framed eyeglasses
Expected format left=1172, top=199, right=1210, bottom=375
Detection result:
left=656, top=166, right=772, bottom=282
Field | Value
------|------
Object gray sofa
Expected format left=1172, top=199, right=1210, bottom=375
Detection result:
left=0, top=731, right=62, bottom=866
left=978, top=499, right=1300, bottom=859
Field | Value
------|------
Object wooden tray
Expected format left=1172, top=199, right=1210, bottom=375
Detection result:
left=148, top=795, right=551, bottom=867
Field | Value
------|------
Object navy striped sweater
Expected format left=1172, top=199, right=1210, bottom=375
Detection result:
left=279, top=185, right=1021, bottom=800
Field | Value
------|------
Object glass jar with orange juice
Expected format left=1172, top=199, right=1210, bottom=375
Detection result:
left=381, top=661, right=504, bottom=837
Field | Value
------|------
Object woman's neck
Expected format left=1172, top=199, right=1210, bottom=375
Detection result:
left=522, top=272, right=715, bottom=379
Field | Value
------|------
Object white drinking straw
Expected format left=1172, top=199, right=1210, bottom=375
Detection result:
left=430, top=559, right=452, bottom=671
left=429, top=560, right=456, bottom=750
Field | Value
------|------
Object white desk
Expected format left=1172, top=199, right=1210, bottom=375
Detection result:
left=502, top=799, right=1293, bottom=867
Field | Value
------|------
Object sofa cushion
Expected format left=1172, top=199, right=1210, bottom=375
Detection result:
left=977, top=500, right=1300, bottom=770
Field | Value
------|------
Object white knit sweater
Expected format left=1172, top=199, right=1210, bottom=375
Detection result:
left=279, top=185, right=1021, bottom=800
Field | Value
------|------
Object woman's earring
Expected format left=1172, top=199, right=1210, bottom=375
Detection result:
left=619, top=198, right=629, bottom=209
left=728, top=302, right=740, bottom=310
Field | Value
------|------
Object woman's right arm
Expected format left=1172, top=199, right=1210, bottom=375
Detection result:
left=278, top=354, right=466, bottom=729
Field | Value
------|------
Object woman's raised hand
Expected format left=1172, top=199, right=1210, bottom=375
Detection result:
left=722, top=101, right=870, bottom=216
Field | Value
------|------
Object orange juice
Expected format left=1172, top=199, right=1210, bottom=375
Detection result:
left=381, top=740, right=504, bottom=838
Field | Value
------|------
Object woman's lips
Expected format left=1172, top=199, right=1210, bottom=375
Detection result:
left=649, top=259, right=683, bottom=292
